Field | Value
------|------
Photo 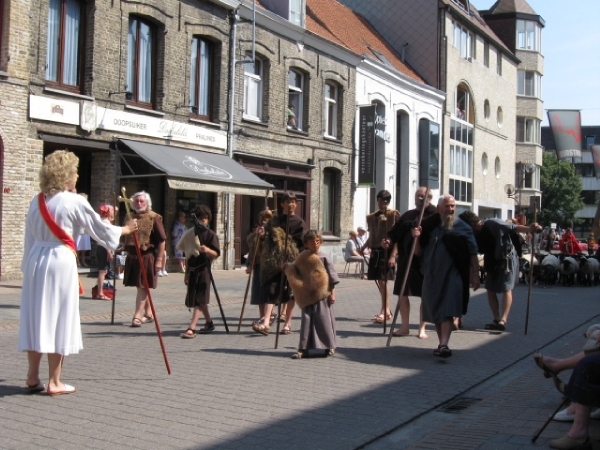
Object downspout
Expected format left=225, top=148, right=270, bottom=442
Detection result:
left=224, top=9, right=238, bottom=269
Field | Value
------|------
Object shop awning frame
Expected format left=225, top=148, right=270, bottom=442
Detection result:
left=117, top=139, right=273, bottom=197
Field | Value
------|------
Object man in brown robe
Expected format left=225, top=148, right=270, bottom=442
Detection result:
left=123, top=191, right=166, bottom=328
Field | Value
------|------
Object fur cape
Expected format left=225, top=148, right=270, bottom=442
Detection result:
left=366, top=208, right=400, bottom=249
left=176, top=228, right=201, bottom=260
left=260, top=215, right=301, bottom=284
left=284, top=251, right=330, bottom=309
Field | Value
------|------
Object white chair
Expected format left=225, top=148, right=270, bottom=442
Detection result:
left=342, top=249, right=361, bottom=278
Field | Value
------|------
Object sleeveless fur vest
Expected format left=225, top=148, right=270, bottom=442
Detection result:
left=284, top=251, right=330, bottom=309
left=260, top=215, right=300, bottom=284
left=124, top=211, right=159, bottom=251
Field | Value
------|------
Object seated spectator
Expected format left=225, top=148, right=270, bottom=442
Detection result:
left=549, top=352, right=600, bottom=449
left=344, top=231, right=366, bottom=279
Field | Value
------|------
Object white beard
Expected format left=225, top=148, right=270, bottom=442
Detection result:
left=443, top=214, right=455, bottom=230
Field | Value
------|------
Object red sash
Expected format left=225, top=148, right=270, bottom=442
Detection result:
left=38, top=193, right=85, bottom=295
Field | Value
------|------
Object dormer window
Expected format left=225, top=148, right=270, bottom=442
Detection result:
left=290, top=0, right=303, bottom=26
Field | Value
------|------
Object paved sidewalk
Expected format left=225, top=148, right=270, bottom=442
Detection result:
left=0, top=269, right=599, bottom=449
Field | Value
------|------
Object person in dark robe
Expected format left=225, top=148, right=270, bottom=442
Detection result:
left=179, top=205, right=220, bottom=338
left=387, top=187, right=436, bottom=338
left=285, top=230, right=340, bottom=359
left=246, top=208, right=273, bottom=326
left=253, top=192, right=306, bottom=336
left=363, top=190, right=400, bottom=323
left=412, top=195, right=480, bottom=358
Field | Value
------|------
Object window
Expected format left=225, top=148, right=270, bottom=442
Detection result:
left=324, top=82, right=338, bottom=138
left=452, top=21, right=473, bottom=61
left=494, top=157, right=501, bottom=179
left=290, top=0, right=303, bottom=26
left=481, top=152, right=488, bottom=175
left=0, top=0, right=5, bottom=67
left=517, top=70, right=542, bottom=98
left=484, top=99, right=490, bottom=121
left=483, top=41, right=489, bottom=68
left=288, top=69, right=304, bottom=130
left=189, top=37, right=212, bottom=120
left=46, top=0, right=84, bottom=91
left=322, top=168, right=338, bottom=234
left=516, top=117, right=541, bottom=144
left=497, top=106, right=503, bottom=127
left=523, top=164, right=540, bottom=189
left=243, top=55, right=262, bottom=120
left=516, top=20, right=541, bottom=52
left=449, top=118, right=473, bottom=203
left=496, top=50, right=502, bottom=76
left=127, top=17, right=156, bottom=107
left=454, top=86, right=472, bottom=124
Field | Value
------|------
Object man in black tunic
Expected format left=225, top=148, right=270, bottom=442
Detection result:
left=387, top=187, right=436, bottom=338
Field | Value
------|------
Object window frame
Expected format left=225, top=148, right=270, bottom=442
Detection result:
left=45, top=0, right=85, bottom=93
left=126, top=16, right=157, bottom=109
left=483, top=41, right=489, bottom=68
left=321, top=168, right=338, bottom=235
left=189, top=36, right=213, bottom=121
left=517, top=70, right=542, bottom=98
left=516, top=19, right=541, bottom=52
left=516, top=117, right=541, bottom=144
left=288, top=69, right=304, bottom=130
left=452, top=21, right=473, bottom=61
left=243, top=54, right=263, bottom=121
left=324, top=82, right=338, bottom=138
left=496, top=49, right=502, bottom=76
left=289, top=0, right=303, bottom=26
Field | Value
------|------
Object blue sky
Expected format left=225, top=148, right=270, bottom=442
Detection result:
left=469, top=0, right=600, bottom=126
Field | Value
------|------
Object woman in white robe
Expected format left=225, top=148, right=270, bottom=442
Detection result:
left=19, top=150, right=137, bottom=396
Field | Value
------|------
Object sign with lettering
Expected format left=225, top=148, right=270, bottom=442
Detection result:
left=358, top=105, right=376, bottom=186
left=167, top=178, right=272, bottom=197
left=29, top=95, right=80, bottom=125
left=374, top=113, right=391, bottom=143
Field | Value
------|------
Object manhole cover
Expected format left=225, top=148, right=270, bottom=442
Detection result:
left=438, top=397, right=482, bottom=414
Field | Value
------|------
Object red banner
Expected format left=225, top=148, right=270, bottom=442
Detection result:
left=546, top=110, right=582, bottom=159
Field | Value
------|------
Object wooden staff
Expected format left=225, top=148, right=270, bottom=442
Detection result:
left=525, top=202, right=539, bottom=335
left=118, top=187, right=171, bottom=375
left=274, top=201, right=293, bottom=350
left=111, top=193, right=118, bottom=325
left=237, top=196, right=270, bottom=332
left=386, top=187, right=430, bottom=346
left=383, top=209, right=389, bottom=335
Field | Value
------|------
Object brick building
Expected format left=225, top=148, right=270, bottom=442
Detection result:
left=340, top=0, right=521, bottom=219
left=0, top=0, right=367, bottom=278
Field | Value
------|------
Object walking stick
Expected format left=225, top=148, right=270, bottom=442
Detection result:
left=531, top=396, right=568, bottom=442
left=237, top=232, right=261, bottom=331
left=191, top=214, right=229, bottom=333
left=525, top=203, right=539, bottom=335
left=118, top=188, right=171, bottom=375
left=111, top=194, right=118, bottom=325
left=274, top=202, right=293, bottom=350
left=386, top=187, right=430, bottom=346
left=209, top=265, right=229, bottom=333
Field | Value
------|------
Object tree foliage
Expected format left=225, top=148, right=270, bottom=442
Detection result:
left=532, top=152, right=584, bottom=227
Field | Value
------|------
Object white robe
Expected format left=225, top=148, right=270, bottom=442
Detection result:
left=18, top=192, right=122, bottom=356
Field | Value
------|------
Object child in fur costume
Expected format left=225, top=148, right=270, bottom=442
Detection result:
left=285, top=230, right=340, bottom=359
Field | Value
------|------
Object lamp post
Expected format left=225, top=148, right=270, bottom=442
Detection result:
left=504, top=162, right=535, bottom=222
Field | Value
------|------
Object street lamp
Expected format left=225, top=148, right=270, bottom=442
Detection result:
left=504, top=162, right=535, bottom=220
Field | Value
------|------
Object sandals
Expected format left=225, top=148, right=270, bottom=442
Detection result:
left=484, top=319, right=506, bottom=331
left=198, top=321, right=215, bottom=334
left=252, top=322, right=270, bottom=335
left=130, top=317, right=142, bottom=327
left=291, top=350, right=308, bottom=359
left=281, top=325, right=291, bottom=335
left=533, top=350, right=565, bottom=393
left=96, top=293, right=111, bottom=301
left=140, top=315, right=154, bottom=324
left=181, top=328, right=196, bottom=339
left=433, top=345, right=452, bottom=358
left=326, top=348, right=335, bottom=357
left=278, top=314, right=287, bottom=323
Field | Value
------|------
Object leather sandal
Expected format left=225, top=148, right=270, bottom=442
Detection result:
left=291, top=350, right=308, bottom=359
left=130, top=317, right=142, bottom=327
left=181, top=328, right=196, bottom=339
left=252, top=323, right=269, bottom=335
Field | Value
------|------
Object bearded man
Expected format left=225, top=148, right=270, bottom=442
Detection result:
left=411, top=195, right=480, bottom=357
left=123, top=191, right=167, bottom=327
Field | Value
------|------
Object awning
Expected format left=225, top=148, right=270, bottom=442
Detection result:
left=118, top=139, right=273, bottom=197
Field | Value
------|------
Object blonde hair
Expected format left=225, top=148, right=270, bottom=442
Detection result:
left=39, top=150, right=79, bottom=195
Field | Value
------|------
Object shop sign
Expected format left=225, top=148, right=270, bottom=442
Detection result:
left=167, top=178, right=272, bottom=197
left=374, top=113, right=391, bottom=143
left=93, top=106, right=227, bottom=150
left=29, top=95, right=80, bottom=125
left=358, top=105, right=376, bottom=186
